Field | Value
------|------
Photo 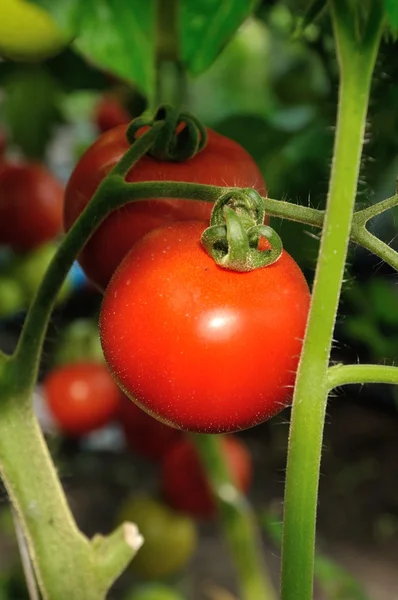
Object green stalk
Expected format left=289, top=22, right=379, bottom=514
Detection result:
left=193, top=435, right=276, bottom=600
left=0, top=391, right=94, bottom=600
left=280, top=4, right=383, bottom=599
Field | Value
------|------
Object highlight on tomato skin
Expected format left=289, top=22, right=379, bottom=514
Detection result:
left=161, top=436, right=252, bottom=519
left=99, top=220, right=311, bottom=434
left=63, top=123, right=267, bottom=290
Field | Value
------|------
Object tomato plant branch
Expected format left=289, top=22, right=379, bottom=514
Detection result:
left=192, top=434, right=277, bottom=600
left=280, top=2, right=383, bottom=599
left=327, top=363, right=398, bottom=390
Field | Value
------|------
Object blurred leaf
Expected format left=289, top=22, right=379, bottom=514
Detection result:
left=294, top=0, right=327, bottom=38
left=261, top=511, right=369, bottom=600
left=367, top=279, right=398, bottom=326
left=384, top=0, right=398, bottom=30
left=180, top=0, right=258, bottom=75
left=31, top=0, right=156, bottom=100
left=1, top=66, right=63, bottom=158
left=189, top=18, right=273, bottom=124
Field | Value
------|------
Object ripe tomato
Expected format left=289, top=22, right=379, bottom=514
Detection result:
left=99, top=221, right=310, bottom=434
left=161, top=436, right=252, bottom=518
left=63, top=124, right=267, bottom=290
left=118, top=393, right=181, bottom=461
left=117, top=496, right=197, bottom=579
left=94, top=96, right=131, bottom=133
left=43, top=362, right=120, bottom=436
left=0, top=0, right=72, bottom=62
left=0, top=162, right=64, bottom=252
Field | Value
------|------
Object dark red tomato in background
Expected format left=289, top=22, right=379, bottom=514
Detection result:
left=0, top=162, right=64, bottom=252
left=43, top=362, right=121, bottom=436
left=118, top=393, right=181, bottom=461
left=99, top=221, right=310, bottom=434
left=94, top=95, right=131, bottom=133
left=63, top=124, right=267, bottom=290
left=161, top=436, right=252, bottom=518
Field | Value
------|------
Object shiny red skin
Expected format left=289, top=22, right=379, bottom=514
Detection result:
left=94, top=96, right=131, bottom=133
left=99, top=221, right=311, bottom=434
left=43, top=362, right=121, bottom=436
left=161, top=436, right=252, bottom=518
left=63, top=124, right=266, bottom=290
left=118, top=393, right=181, bottom=461
left=0, top=162, right=64, bottom=252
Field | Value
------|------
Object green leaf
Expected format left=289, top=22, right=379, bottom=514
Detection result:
left=179, top=0, right=258, bottom=75
left=293, top=0, right=327, bottom=39
left=1, top=66, right=63, bottom=159
left=31, top=0, right=156, bottom=101
left=384, top=0, right=398, bottom=29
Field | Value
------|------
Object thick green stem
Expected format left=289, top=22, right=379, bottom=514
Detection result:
left=280, top=4, right=383, bottom=599
left=0, top=390, right=94, bottom=599
left=192, top=435, right=276, bottom=600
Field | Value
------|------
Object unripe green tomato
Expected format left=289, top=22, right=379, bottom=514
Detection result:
left=125, top=584, right=186, bottom=600
left=53, top=319, right=104, bottom=367
left=0, top=276, right=25, bottom=317
left=13, top=242, right=71, bottom=305
left=117, top=497, right=197, bottom=580
left=0, top=0, right=72, bottom=62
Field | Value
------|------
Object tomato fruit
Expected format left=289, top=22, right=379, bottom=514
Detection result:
left=0, top=162, right=64, bottom=252
left=43, top=362, right=120, bottom=436
left=94, top=96, right=131, bottom=133
left=117, top=497, right=197, bottom=579
left=118, top=393, right=181, bottom=461
left=99, top=221, right=310, bottom=434
left=125, top=584, right=185, bottom=600
left=161, top=436, right=252, bottom=518
left=63, top=124, right=267, bottom=290
left=0, top=0, right=72, bottom=62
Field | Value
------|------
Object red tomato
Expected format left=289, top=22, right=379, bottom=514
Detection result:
left=43, top=362, right=120, bottom=436
left=0, top=162, right=64, bottom=252
left=94, top=96, right=131, bottom=133
left=63, top=124, right=267, bottom=290
left=118, top=393, right=181, bottom=461
left=161, top=436, right=252, bottom=518
left=99, top=221, right=310, bottom=434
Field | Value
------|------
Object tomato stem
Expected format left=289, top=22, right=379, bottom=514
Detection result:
left=201, top=189, right=283, bottom=272
left=192, top=434, right=277, bottom=600
left=280, top=3, right=384, bottom=599
left=327, top=363, right=398, bottom=390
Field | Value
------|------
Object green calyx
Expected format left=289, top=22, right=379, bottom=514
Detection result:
left=201, top=189, right=283, bottom=272
left=126, top=104, right=207, bottom=162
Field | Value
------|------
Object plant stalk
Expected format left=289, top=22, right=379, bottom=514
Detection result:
left=192, top=435, right=276, bottom=600
left=280, top=4, right=383, bottom=598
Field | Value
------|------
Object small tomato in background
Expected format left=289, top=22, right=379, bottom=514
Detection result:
left=64, top=124, right=267, bottom=290
left=43, top=362, right=120, bottom=436
left=118, top=394, right=182, bottom=461
left=100, top=221, right=310, bottom=434
left=117, top=496, right=197, bottom=580
left=0, top=162, right=64, bottom=252
left=0, top=0, right=72, bottom=62
left=94, top=95, right=131, bottom=133
left=161, top=436, right=252, bottom=519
